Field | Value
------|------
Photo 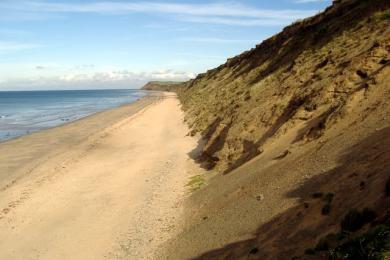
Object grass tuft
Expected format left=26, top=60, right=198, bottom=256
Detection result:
left=381, top=12, right=390, bottom=20
left=186, top=175, right=206, bottom=192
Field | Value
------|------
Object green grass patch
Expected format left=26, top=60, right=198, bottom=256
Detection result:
left=381, top=12, right=390, bottom=20
left=186, top=175, right=206, bottom=192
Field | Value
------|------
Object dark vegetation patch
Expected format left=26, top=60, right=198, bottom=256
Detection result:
left=330, top=224, right=390, bottom=259
left=312, top=192, right=335, bottom=215
left=248, top=247, right=259, bottom=255
left=322, top=204, right=332, bottom=215
left=306, top=224, right=390, bottom=259
left=381, top=12, right=390, bottom=20
left=305, top=208, right=387, bottom=259
left=305, top=208, right=384, bottom=260
left=341, top=208, right=377, bottom=232
left=312, top=192, right=324, bottom=198
left=315, top=233, right=342, bottom=251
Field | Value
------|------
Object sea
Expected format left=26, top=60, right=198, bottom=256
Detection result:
left=0, top=89, right=147, bottom=142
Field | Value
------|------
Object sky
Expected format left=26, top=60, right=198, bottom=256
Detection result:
left=0, top=0, right=331, bottom=90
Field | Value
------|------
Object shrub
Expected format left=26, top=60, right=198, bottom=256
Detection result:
left=341, top=208, right=377, bottom=232
left=312, top=192, right=324, bottom=198
left=317, top=26, right=329, bottom=35
left=315, top=238, right=330, bottom=251
left=330, top=225, right=390, bottom=259
left=315, top=233, right=340, bottom=251
left=322, top=204, right=332, bottom=215
left=362, top=208, right=377, bottom=223
left=323, top=193, right=334, bottom=204
left=382, top=12, right=390, bottom=20
left=341, top=209, right=366, bottom=232
left=249, top=247, right=259, bottom=255
left=304, top=248, right=315, bottom=255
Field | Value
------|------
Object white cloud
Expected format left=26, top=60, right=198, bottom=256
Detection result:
left=62, top=69, right=195, bottom=82
left=0, top=69, right=195, bottom=90
left=0, top=1, right=318, bottom=26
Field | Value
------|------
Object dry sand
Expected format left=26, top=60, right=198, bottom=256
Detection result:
left=0, top=92, right=201, bottom=259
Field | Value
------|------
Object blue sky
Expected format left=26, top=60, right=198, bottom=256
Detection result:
left=0, top=0, right=331, bottom=90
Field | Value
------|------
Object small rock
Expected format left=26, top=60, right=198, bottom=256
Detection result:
left=273, top=150, right=290, bottom=160
left=256, top=194, right=264, bottom=201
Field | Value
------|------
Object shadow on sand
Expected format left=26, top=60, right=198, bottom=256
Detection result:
left=193, top=127, right=390, bottom=259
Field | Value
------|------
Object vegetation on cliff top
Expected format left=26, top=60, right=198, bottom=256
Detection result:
left=141, top=81, right=184, bottom=92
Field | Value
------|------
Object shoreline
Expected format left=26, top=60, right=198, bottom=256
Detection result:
left=0, top=92, right=162, bottom=191
left=0, top=91, right=202, bottom=259
left=0, top=90, right=152, bottom=144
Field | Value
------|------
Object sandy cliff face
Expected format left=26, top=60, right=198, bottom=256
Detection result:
left=179, top=0, right=389, bottom=174
left=165, top=0, right=390, bottom=259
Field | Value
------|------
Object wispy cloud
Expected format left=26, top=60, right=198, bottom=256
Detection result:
left=178, top=16, right=287, bottom=26
left=0, top=41, right=41, bottom=53
left=5, top=1, right=314, bottom=18
left=295, top=0, right=328, bottom=3
left=0, top=1, right=318, bottom=26
left=180, top=37, right=258, bottom=44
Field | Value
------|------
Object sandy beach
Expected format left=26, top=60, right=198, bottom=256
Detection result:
left=0, top=92, right=201, bottom=259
